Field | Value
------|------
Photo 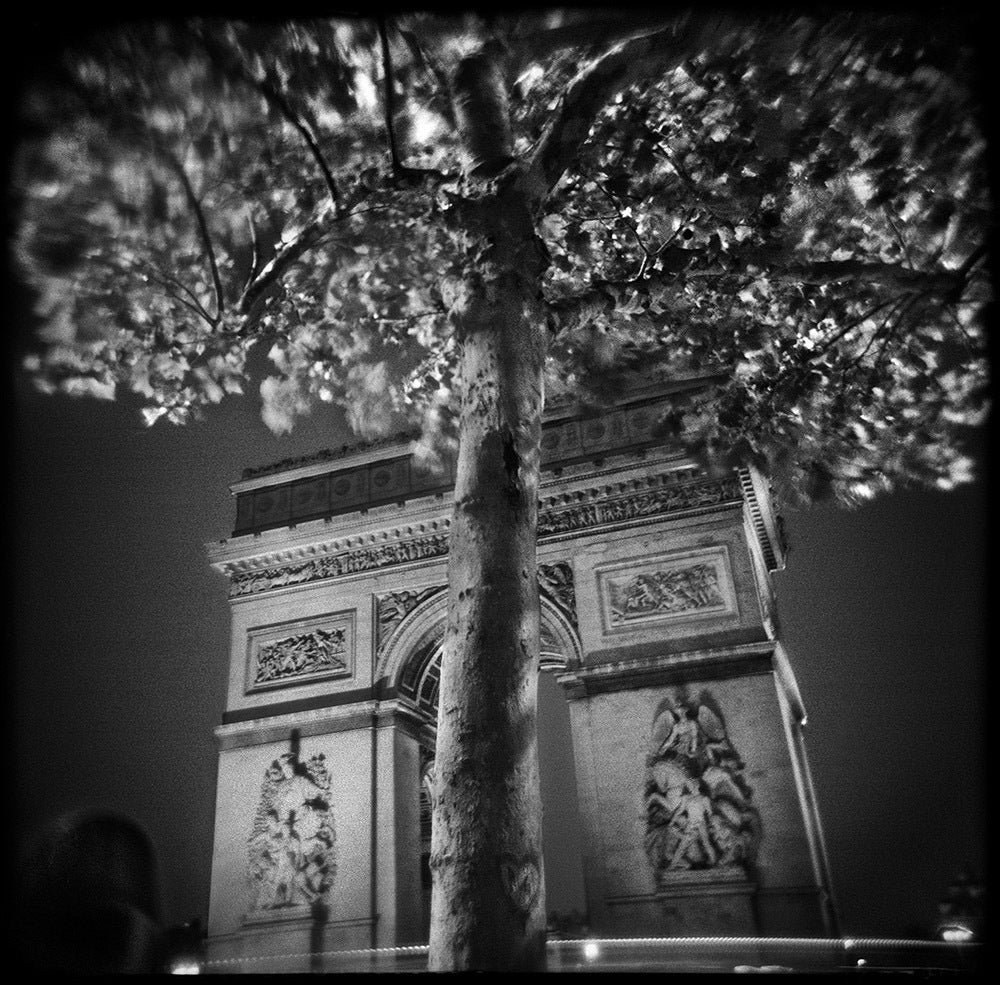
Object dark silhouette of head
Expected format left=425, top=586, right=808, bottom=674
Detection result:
left=17, top=810, right=162, bottom=973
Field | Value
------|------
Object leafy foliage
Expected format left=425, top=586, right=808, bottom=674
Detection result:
left=14, top=10, right=990, bottom=504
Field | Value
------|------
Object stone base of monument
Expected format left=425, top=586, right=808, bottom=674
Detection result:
left=654, top=867, right=758, bottom=936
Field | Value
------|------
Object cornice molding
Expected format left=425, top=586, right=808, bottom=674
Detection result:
left=220, top=471, right=743, bottom=599
left=556, top=640, right=776, bottom=698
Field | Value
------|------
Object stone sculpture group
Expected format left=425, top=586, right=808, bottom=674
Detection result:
left=644, top=696, right=760, bottom=883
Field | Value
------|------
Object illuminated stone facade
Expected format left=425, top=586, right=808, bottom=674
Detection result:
left=205, top=381, right=836, bottom=970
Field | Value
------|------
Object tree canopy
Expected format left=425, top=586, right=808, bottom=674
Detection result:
left=14, top=10, right=990, bottom=504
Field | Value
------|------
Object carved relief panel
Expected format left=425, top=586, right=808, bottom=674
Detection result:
left=246, top=747, right=336, bottom=916
left=596, top=547, right=738, bottom=634
left=246, top=611, right=355, bottom=693
left=537, top=561, right=578, bottom=629
left=374, top=587, right=445, bottom=661
left=373, top=563, right=579, bottom=669
left=643, top=691, right=760, bottom=887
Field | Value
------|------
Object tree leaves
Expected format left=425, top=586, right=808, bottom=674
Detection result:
left=13, top=12, right=990, bottom=504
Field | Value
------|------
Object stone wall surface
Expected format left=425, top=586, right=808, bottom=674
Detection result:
left=208, top=726, right=377, bottom=963
left=569, top=511, right=769, bottom=664
left=568, top=671, right=820, bottom=937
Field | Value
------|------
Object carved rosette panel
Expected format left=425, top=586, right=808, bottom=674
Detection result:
left=644, top=692, right=760, bottom=885
left=247, top=749, right=336, bottom=914
left=537, top=561, right=577, bottom=628
left=247, top=613, right=354, bottom=693
left=597, top=547, right=737, bottom=632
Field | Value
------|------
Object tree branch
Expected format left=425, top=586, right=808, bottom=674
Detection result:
left=234, top=157, right=398, bottom=326
left=241, top=206, right=261, bottom=294
left=506, top=9, right=683, bottom=64
left=648, top=141, right=750, bottom=225
left=813, top=295, right=901, bottom=360
left=947, top=243, right=988, bottom=303
left=158, top=147, right=225, bottom=323
left=378, top=17, right=406, bottom=176
left=546, top=253, right=967, bottom=334
left=524, top=13, right=744, bottom=206
left=139, top=263, right=215, bottom=326
left=193, top=27, right=342, bottom=215
left=236, top=217, right=329, bottom=321
left=852, top=296, right=911, bottom=371
left=395, top=24, right=455, bottom=123
left=376, top=19, right=458, bottom=186
left=681, top=249, right=966, bottom=292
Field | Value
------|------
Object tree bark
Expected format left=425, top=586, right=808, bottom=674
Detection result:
left=428, top=45, right=549, bottom=972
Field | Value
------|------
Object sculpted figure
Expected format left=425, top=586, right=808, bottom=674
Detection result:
left=644, top=695, right=760, bottom=881
left=668, top=779, right=717, bottom=869
left=656, top=703, right=704, bottom=760
left=248, top=751, right=335, bottom=911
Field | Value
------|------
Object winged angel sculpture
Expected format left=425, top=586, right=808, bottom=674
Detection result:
left=644, top=697, right=760, bottom=882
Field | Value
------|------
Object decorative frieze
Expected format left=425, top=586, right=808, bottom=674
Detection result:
left=246, top=747, right=336, bottom=914
left=228, top=475, right=740, bottom=598
left=596, top=547, right=737, bottom=633
left=230, top=534, right=450, bottom=598
left=538, top=476, right=741, bottom=538
left=246, top=613, right=355, bottom=692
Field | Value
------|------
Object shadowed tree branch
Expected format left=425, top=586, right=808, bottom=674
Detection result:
left=505, top=8, right=682, bottom=64
left=377, top=18, right=458, bottom=186
left=547, top=254, right=974, bottom=335
left=192, top=26, right=342, bottom=215
left=236, top=217, right=330, bottom=323
left=695, top=257, right=969, bottom=291
left=524, top=13, right=747, bottom=205
left=138, top=262, right=216, bottom=326
left=378, top=17, right=406, bottom=176
left=156, top=145, right=225, bottom=324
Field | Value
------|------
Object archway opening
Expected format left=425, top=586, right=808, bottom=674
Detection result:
left=537, top=668, right=587, bottom=928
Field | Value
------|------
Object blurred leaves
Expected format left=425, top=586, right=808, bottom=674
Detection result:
left=13, top=11, right=990, bottom=503
left=538, top=13, right=990, bottom=504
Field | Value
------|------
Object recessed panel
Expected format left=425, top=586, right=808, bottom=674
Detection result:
left=245, top=611, right=355, bottom=693
left=252, top=485, right=291, bottom=528
left=596, top=546, right=738, bottom=634
left=368, top=456, right=410, bottom=501
left=580, top=410, right=628, bottom=455
left=328, top=467, right=369, bottom=513
left=288, top=474, right=330, bottom=521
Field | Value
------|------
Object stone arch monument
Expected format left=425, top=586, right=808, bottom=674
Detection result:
left=204, top=380, right=837, bottom=970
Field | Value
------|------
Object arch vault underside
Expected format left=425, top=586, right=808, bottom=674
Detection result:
left=382, top=588, right=582, bottom=726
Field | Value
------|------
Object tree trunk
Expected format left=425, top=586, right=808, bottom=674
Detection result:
left=428, top=46, right=549, bottom=972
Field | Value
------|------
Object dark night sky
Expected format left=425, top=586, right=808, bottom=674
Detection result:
left=12, top=369, right=986, bottom=938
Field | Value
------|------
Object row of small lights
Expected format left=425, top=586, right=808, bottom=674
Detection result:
left=171, top=933, right=977, bottom=974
